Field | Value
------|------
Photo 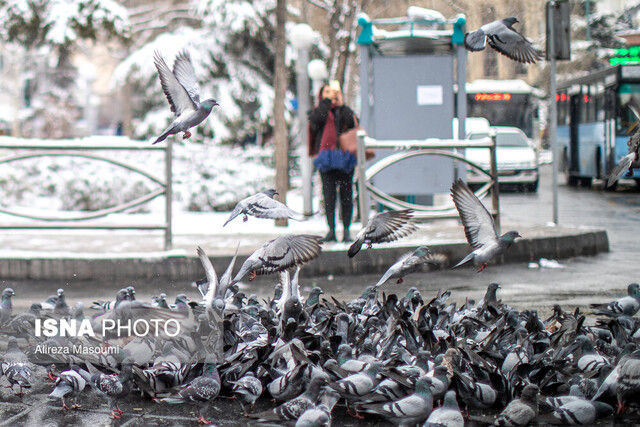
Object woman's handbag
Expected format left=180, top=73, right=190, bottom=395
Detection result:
left=338, top=116, right=375, bottom=160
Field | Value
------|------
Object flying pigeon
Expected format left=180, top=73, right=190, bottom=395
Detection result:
left=464, top=17, right=542, bottom=64
left=374, top=246, right=440, bottom=288
left=607, top=129, right=640, bottom=187
left=153, top=50, right=218, bottom=144
left=232, top=234, right=323, bottom=283
left=223, top=189, right=304, bottom=226
left=348, top=209, right=417, bottom=258
left=451, top=179, right=521, bottom=272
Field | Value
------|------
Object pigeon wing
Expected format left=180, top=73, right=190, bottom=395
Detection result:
left=254, top=234, right=322, bottom=274
left=464, top=29, right=487, bottom=51
left=154, top=51, right=197, bottom=116
left=451, top=179, right=498, bottom=250
left=488, top=28, right=541, bottom=64
left=172, top=50, right=201, bottom=105
left=367, top=209, right=417, bottom=243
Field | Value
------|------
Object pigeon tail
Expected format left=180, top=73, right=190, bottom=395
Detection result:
left=374, top=270, right=394, bottom=289
left=348, top=237, right=365, bottom=258
left=453, top=252, right=475, bottom=268
left=464, top=29, right=486, bottom=51
left=607, top=152, right=635, bottom=187
left=153, top=129, right=172, bottom=145
left=49, top=384, right=72, bottom=399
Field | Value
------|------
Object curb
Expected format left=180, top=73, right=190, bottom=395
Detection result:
left=0, top=230, right=609, bottom=281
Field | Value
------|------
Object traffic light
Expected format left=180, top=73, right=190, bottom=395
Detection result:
left=546, top=1, right=571, bottom=61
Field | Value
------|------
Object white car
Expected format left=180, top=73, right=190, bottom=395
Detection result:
left=465, top=127, right=539, bottom=192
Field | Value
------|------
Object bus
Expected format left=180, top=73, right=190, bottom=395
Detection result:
left=465, top=79, right=542, bottom=140
left=556, top=64, right=640, bottom=188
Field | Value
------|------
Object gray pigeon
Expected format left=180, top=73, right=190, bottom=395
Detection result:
left=0, top=288, right=14, bottom=325
left=232, top=234, right=322, bottom=283
left=230, top=371, right=263, bottom=409
left=153, top=50, right=218, bottom=144
left=1, top=338, right=32, bottom=396
left=425, top=390, right=464, bottom=427
left=616, top=350, right=640, bottom=413
left=608, top=129, right=640, bottom=187
left=552, top=400, right=613, bottom=425
left=359, top=376, right=433, bottom=426
left=464, top=17, right=541, bottom=64
left=49, top=368, right=90, bottom=410
left=348, top=209, right=417, bottom=257
left=493, top=384, right=539, bottom=426
left=374, top=246, right=438, bottom=288
left=224, top=189, right=303, bottom=226
left=590, top=283, right=640, bottom=316
left=451, top=179, right=521, bottom=272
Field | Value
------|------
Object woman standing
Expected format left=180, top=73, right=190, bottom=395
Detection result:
left=308, top=84, right=357, bottom=242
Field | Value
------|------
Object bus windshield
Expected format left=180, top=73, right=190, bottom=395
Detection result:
left=618, top=84, right=640, bottom=135
left=466, top=93, right=534, bottom=138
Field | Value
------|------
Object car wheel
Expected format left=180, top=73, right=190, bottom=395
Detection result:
left=526, top=179, right=539, bottom=192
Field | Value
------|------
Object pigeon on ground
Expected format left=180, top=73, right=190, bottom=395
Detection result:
left=374, top=246, right=437, bottom=288
left=49, top=367, right=90, bottom=410
left=451, top=179, right=521, bottom=272
left=616, top=350, right=640, bottom=413
left=493, top=384, right=539, bottom=426
left=590, top=283, right=640, bottom=316
left=249, top=376, right=326, bottom=421
left=348, top=209, right=417, bottom=258
left=464, top=17, right=542, bottom=64
left=359, top=376, right=434, bottom=426
left=607, top=129, right=640, bottom=187
left=153, top=50, right=218, bottom=144
left=1, top=338, right=32, bottom=396
left=156, top=363, right=221, bottom=424
left=230, top=371, right=263, bottom=410
left=232, top=234, right=322, bottom=283
left=425, top=390, right=464, bottom=427
left=552, top=400, right=613, bottom=425
left=223, top=189, right=304, bottom=226
left=0, top=288, right=14, bottom=325
left=88, top=362, right=133, bottom=419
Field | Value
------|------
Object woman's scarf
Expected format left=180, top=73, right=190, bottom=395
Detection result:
left=319, top=108, right=337, bottom=152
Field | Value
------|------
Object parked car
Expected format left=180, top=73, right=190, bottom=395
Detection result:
left=465, top=126, right=539, bottom=192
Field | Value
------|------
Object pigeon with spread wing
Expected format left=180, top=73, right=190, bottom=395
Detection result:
left=153, top=50, right=218, bottom=144
left=464, top=17, right=541, bottom=64
left=607, top=129, right=640, bottom=187
left=232, top=234, right=323, bottom=283
left=451, top=179, right=520, bottom=272
left=348, top=209, right=417, bottom=258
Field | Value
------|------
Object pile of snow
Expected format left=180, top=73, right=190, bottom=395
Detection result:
left=0, top=136, right=275, bottom=214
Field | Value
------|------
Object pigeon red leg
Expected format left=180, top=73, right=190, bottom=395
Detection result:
left=72, top=404, right=82, bottom=410
left=183, top=130, right=192, bottom=139
left=249, top=271, right=257, bottom=281
left=243, top=215, right=248, bottom=222
left=110, top=411, right=121, bottom=419
left=197, top=412, right=211, bottom=424
left=477, top=264, right=487, bottom=273
left=616, top=400, right=626, bottom=414
left=396, top=278, right=404, bottom=284
left=62, top=400, right=70, bottom=411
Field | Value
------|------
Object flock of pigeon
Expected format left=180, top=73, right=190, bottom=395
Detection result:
left=2, top=13, right=639, bottom=427
left=1, top=175, right=640, bottom=426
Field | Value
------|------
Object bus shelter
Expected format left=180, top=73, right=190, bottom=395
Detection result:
left=357, top=9, right=467, bottom=206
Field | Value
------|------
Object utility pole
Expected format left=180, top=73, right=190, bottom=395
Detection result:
left=548, top=3, right=559, bottom=225
left=274, top=0, right=289, bottom=227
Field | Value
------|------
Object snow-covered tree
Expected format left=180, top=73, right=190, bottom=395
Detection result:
left=114, top=0, right=296, bottom=144
left=0, top=0, right=129, bottom=137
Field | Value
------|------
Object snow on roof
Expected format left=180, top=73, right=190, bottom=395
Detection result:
left=466, top=79, right=536, bottom=94
left=0, top=105, right=15, bottom=122
left=406, top=6, right=446, bottom=22
left=372, top=28, right=451, bottom=40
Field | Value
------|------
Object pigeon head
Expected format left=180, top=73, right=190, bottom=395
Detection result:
left=520, top=384, right=539, bottom=402
left=116, top=288, right=128, bottom=301
left=263, top=188, right=278, bottom=198
left=414, top=246, right=431, bottom=257
left=2, top=288, right=14, bottom=298
left=503, top=17, right=519, bottom=27
left=414, top=376, right=434, bottom=396
left=500, top=230, right=521, bottom=244
left=628, top=283, right=640, bottom=297
left=201, top=98, right=219, bottom=111
left=175, top=293, right=189, bottom=304
left=57, top=288, right=64, bottom=297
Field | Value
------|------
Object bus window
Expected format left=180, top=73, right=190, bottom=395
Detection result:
left=617, top=83, right=640, bottom=135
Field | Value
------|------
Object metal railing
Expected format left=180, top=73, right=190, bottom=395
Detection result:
left=356, top=130, right=500, bottom=230
left=0, top=138, right=173, bottom=250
